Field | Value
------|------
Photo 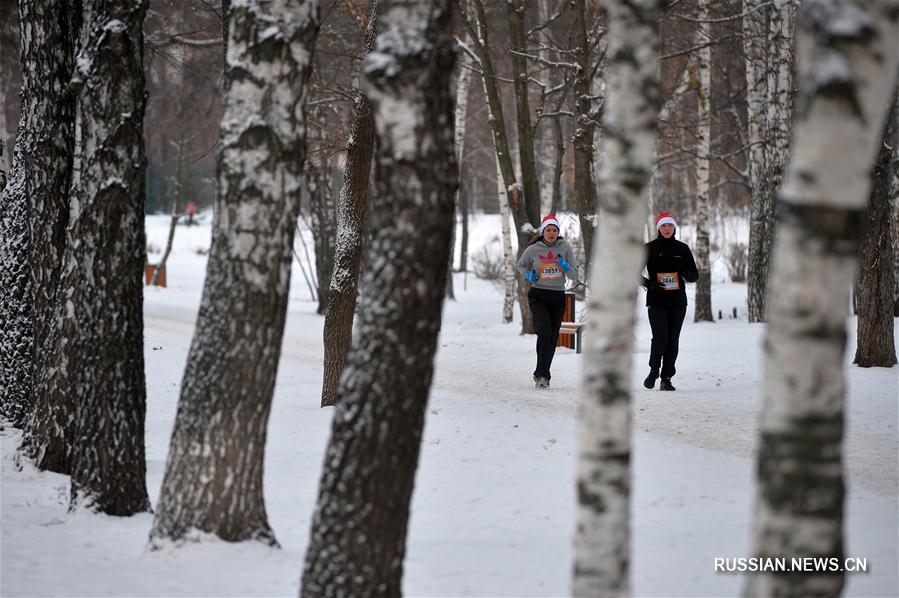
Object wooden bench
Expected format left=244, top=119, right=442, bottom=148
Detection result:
left=559, top=322, right=585, bottom=354
left=556, top=291, right=584, bottom=353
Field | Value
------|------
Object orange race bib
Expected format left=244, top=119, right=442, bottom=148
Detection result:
left=539, top=262, right=563, bottom=280
left=657, top=272, right=680, bottom=291
left=537, top=250, right=564, bottom=280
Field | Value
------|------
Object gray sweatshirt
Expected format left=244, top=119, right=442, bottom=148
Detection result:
left=516, top=238, right=578, bottom=291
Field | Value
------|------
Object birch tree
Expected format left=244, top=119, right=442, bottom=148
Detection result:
left=151, top=0, right=319, bottom=544
left=746, top=2, right=899, bottom=596
left=62, top=0, right=152, bottom=514
left=300, top=0, right=457, bottom=591
left=854, top=104, right=897, bottom=367
left=4, top=0, right=78, bottom=450
left=454, top=10, right=473, bottom=273
left=573, top=0, right=664, bottom=594
left=497, top=158, right=516, bottom=324
left=572, top=0, right=597, bottom=271
left=461, top=0, right=535, bottom=334
left=320, top=1, right=379, bottom=408
left=507, top=0, right=540, bottom=224
left=692, top=0, right=713, bottom=322
left=746, top=0, right=796, bottom=322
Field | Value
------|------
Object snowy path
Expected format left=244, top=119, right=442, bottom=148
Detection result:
left=2, top=216, right=896, bottom=596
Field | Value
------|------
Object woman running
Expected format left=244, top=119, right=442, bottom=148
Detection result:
left=642, top=211, right=698, bottom=391
left=516, top=215, right=579, bottom=389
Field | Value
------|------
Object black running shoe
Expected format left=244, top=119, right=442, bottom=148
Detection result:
left=659, top=378, right=676, bottom=391
left=643, top=369, right=659, bottom=389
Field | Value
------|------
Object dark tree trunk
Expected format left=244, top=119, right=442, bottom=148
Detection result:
left=465, top=0, right=534, bottom=334
left=446, top=217, right=456, bottom=300
left=854, top=114, right=897, bottom=367
left=508, top=0, right=540, bottom=224
left=153, top=137, right=184, bottom=286
left=572, top=0, right=596, bottom=272
left=0, top=0, right=17, bottom=192
left=0, top=112, right=32, bottom=429
left=150, top=0, right=319, bottom=544
left=309, top=157, right=336, bottom=315
left=221, top=0, right=230, bottom=62
left=301, top=0, right=457, bottom=593
left=551, top=114, right=564, bottom=215
left=63, top=0, right=151, bottom=514
left=459, top=181, right=469, bottom=271
left=320, top=0, right=378, bottom=408
left=4, top=0, right=79, bottom=449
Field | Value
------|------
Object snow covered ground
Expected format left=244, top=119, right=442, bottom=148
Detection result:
left=2, top=214, right=896, bottom=597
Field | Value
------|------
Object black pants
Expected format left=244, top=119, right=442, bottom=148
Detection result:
left=529, top=287, right=566, bottom=380
left=648, top=304, right=687, bottom=379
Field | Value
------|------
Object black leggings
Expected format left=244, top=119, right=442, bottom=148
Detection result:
left=528, top=287, right=566, bottom=380
left=648, top=304, right=687, bottom=379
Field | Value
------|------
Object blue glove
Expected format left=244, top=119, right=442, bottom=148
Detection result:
left=525, top=270, right=538, bottom=283
left=557, top=255, right=570, bottom=273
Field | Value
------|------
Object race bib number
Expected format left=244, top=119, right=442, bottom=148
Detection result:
left=539, top=263, right=563, bottom=280
left=657, top=272, right=680, bottom=291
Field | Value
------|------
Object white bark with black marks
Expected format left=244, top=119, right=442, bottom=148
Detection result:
left=4, top=0, right=78, bottom=450
left=745, top=2, right=899, bottom=596
left=151, top=0, right=319, bottom=544
left=64, top=0, right=152, bottom=515
left=693, top=0, right=713, bottom=322
left=454, top=9, right=472, bottom=273
left=747, top=0, right=796, bottom=323
left=300, top=0, right=457, bottom=593
left=497, top=160, right=516, bottom=324
left=573, top=0, right=664, bottom=595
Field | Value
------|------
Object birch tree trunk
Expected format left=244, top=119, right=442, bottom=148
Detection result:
left=745, top=0, right=771, bottom=323
left=572, top=0, right=596, bottom=274
left=5, top=0, right=79, bottom=449
left=320, top=3, right=379, bottom=409
left=63, top=0, right=152, bottom=515
left=745, top=3, right=899, bottom=596
left=765, top=0, right=796, bottom=203
left=573, top=0, right=663, bottom=595
left=747, top=0, right=796, bottom=323
left=507, top=0, right=540, bottom=224
left=497, top=158, right=516, bottom=324
left=464, top=0, right=535, bottom=334
left=0, top=113, right=32, bottom=429
left=454, top=20, right=473, bottom=274
left=150, top=0, right=319, bottom=544
left=693, top=0, right=713, bottom=322
left=854, top=109, right=897, bottom=367
left=300, top=1, right=457, bottom=593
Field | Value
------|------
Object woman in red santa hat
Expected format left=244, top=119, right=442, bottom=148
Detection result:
left=641, top=211, right=698, bottom=391
left=516, top=214, right=579, bottom=389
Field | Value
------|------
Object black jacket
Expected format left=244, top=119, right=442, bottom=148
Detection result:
left=642, top=235, right=698, bottom=306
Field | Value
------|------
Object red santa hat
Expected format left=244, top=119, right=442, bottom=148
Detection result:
left=538, top=214, right=561, bottom=235
left=655, top=211, right=677, bottom=230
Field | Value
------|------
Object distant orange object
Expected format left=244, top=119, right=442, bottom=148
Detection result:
left=145, top=264, right=167, bottom=287
left=185, top=201, right=198, bottom=225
